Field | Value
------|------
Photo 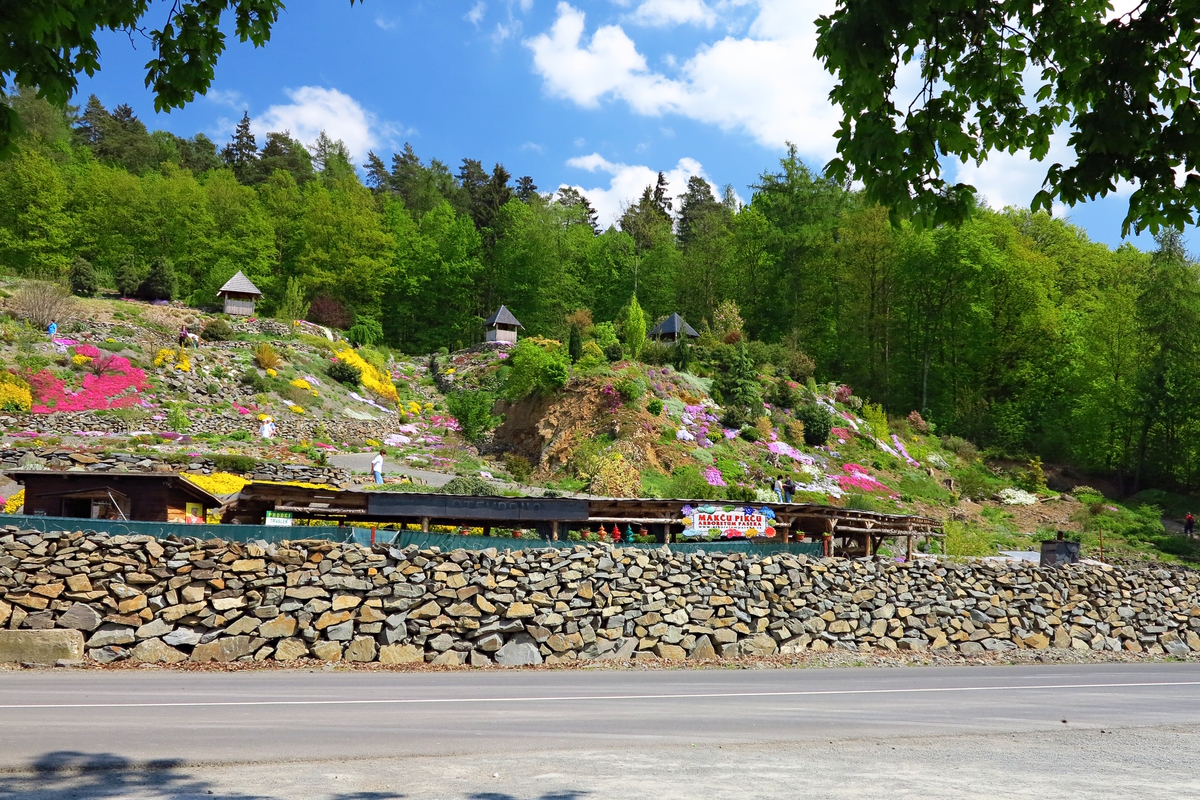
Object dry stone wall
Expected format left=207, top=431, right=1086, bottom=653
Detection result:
left=2, top=527, right=1199, bottom=666
left=0, top=448, right=351, bottom=486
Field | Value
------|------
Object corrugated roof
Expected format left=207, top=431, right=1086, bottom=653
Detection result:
left=216, top=271, right=262, bottom=297
left=484, top=304, right=523, bottom=328
left=649, top=313, right=698, bottom=338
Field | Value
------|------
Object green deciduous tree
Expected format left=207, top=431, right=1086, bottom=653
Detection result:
left=815, top=0, right=1200, bottom=234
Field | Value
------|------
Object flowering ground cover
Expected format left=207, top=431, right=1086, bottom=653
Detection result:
left=28, top=357, right=148, bottom=413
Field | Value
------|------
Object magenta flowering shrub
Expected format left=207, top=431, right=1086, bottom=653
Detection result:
left=28, top=357, right=148, bottom=413
left=837, top=463, right=895, bottom=495
left=835, top=384, right=853, bottom=403
left=704, top=466, right=727, bottom=487
left=74, top=344, right=101, bottom=359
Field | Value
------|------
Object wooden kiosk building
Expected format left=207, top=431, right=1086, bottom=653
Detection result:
left=8, top=471, right=222, bottom=523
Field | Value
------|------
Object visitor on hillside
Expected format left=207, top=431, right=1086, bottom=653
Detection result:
left=178, top=325, right=189, bottom=347
left=1186, top=512, right=1195, bottom=537
left=258, top=416, right=276, bottom=439
left=47, top=320, right=57, bottom=338
left=782, top=476, right=795, bottom=503
left=371, top=449, right=385, bottom=484
left=772, top=476, right=783, bottom=502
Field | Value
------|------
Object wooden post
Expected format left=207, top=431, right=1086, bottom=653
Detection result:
left=864, top=533, right=872, bottom=557
left=421, top=517, right=430, bottom=533
left=905, top=533, right=913, bottom=562
left=551, top=520, right=559, bottom=542
left=483, top=525, right=492, bottom=538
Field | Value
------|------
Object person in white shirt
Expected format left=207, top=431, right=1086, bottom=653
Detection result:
left=371, top=450, right=385, bottom=484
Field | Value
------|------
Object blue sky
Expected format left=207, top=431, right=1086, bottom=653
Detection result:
left=72, top=0, right=1175, bottom=251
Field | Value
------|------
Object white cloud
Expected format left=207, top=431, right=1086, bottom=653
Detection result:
left=204, top=89, right=244, bottom=109
left=526, top=2, right=840, bottom=155
left=494, top=20, right=523, bottom=43
left=466, top=1, right=487, bottom=25
left=521, top=141, right=546, bottom=153
left=254, top=87, right=395, bottom=162
left=629, top=0, right=717, bottom=27
left=375, top=15, right=400, bottom=31
left=561, top=152, right=713, bottom=226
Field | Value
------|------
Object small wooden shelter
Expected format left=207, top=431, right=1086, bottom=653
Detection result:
left=648, top=313, right=699, bottom=342
left=485, top=305, right=524, bottom=343
left=8, top=471, right=223, bottom=523
left=216, top=271, right=262, bottom=316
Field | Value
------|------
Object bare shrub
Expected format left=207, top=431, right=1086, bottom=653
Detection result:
left=8, top=281, right=75, bottom=330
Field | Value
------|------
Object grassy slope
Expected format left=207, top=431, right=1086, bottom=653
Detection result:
left=4, top=287, right=1197, bottom=564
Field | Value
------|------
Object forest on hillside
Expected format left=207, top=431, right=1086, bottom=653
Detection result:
left=2, top=89, right=1200, bottom=496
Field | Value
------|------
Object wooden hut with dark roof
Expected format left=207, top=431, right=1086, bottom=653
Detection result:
left=485, top=305, right=524, bottom=343
left=648, top=313, right=699, bottom=342
left=216, top=271, right=263, bottom=316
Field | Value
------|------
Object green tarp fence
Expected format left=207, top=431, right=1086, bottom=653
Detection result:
left=0, top=514, right=825, bottom=556
left=392, top=530, right=826, bottom=557
left=0, top=513, right=361, bottom=545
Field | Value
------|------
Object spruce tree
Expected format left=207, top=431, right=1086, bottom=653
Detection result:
left=221, top=111, right=259, bottom=183
left=515, top=175, right=538, bottom=203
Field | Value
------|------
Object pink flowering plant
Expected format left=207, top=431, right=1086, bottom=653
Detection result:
left=27, top=356, right=148, bottom=413
left=836, top=463, right=896, bottom=495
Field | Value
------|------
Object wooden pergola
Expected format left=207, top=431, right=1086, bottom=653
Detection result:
left=224, top=483, right=942, bottom=558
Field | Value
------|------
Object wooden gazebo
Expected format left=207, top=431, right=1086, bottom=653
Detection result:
left=216, top=271, right=262, bottom=316
left=648, top=313, right=699, bottom=342
left=485, top=305, right=524, bottom=343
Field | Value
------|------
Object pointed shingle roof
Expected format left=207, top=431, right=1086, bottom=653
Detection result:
left=216, top=271, right=262, bottom=297
left=484, top=305, right=523, bottom=328
left=649, top=313, right=698, bottom=339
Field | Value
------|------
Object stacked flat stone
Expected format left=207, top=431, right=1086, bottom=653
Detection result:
left=0, top=449, right=350, bottom=486
left=1, top=528, right=1198, bottom=666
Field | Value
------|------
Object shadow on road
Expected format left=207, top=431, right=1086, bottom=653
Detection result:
left=0, top=751, right=406, bottom=800
left=467, top=795, right=589, bottom=800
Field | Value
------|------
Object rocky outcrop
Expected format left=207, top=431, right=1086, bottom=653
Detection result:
left=2, top=527, right=1198, bottom=666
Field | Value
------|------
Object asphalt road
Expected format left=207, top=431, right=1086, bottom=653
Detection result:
left=1, top=663, right=1198, bottom=799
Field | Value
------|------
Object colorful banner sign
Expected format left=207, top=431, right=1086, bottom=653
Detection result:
left=686, top=503, right=777, bottom=542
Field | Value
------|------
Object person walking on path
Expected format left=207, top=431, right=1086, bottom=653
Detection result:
left=371, top=449, right=386, bottom=485
left=1186, top=512, right=1195, bottom=537
left=47, top=320, right=57, bottom=338
left=782, top=476, right=795, bottom=503
left=772, top=476, right=783, bottom=502
left=178, top=325, right=189, bottom=348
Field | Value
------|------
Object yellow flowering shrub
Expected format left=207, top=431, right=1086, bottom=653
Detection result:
left=4, top=488, right=24, bottom=513
left=265, top=368, right=277, bottom=378
left=0, top=373, right=32, bottom=412
left=72, top=354, right=93, bottom=367
left=290, top=378, right=311, bottom=390
left=182, top=472, right=248, bottom=495
left=289, top=404, right=305, bottom=414
left=407, top=401, right=421, bottom=415
left=333, top=345, right=398, bottom=404
left=153, top=348, right=176, bottom=367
